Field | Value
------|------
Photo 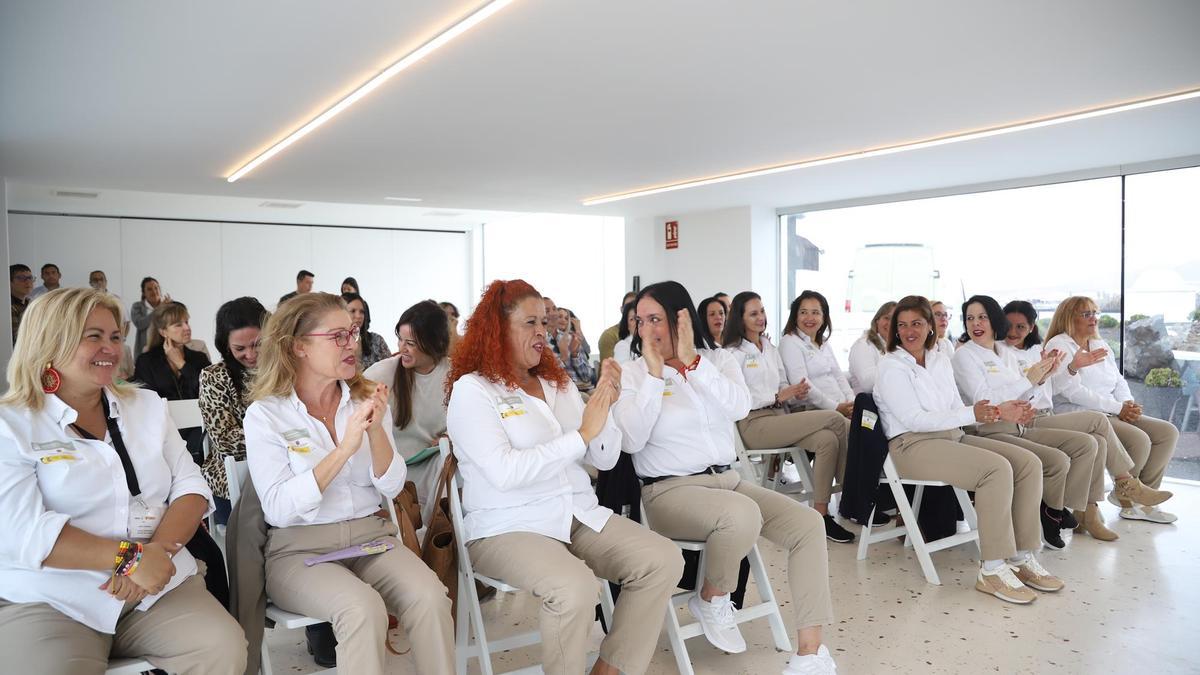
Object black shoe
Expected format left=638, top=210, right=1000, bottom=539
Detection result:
left=1058, top=507, right=1078, bottom=530
left=824, top=515, right=855, bottom=543
left=1041, top=503, right=1066, bottom=550
left=306, top=623, right=337, bottom=668
left=871, top=509, right=892, bottom=526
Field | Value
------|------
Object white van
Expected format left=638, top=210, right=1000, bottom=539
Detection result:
left=845, top=243, right=940, bottom=315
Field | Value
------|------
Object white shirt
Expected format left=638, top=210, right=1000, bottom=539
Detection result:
left=874, top=347, right=977, bottom=439
left=951, top=340, right=1048, bottom=409
left=937, top=336, right=958, bottom=356
left=1044, top=334, right=1130, bottom=416
left=614, top=349, right=752, bottom=477
left=364, top=356, right=450, bottom=461
left=848, top=335, right=886, bottom=394
left=779, top=332, right=854, bottom=410
left=244, top=381, right=406, bottom=528
left=29, top=285, right=55, bottom=300
left=613, top=336, right=633, bottom=364
left=446, top=373, right=620, bottom=544
left=0, top=388, right=212, bottom=633
left=726, top=337, right=794, bottom=410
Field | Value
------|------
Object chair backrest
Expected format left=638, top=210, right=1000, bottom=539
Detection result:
left=440, top=438, right=476, bottom=580
left=223, top=453, right=399, bottom=526
left=166, top=398, right=203, bottom=430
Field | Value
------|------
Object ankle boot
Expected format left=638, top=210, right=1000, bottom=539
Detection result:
left=1114, top=476, right=1172, bottom=507
left=1076, top=503, right=1119, bottom=541
left=1040, top=503, right=1066, bottom=549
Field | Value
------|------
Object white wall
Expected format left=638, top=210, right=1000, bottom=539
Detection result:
left=1, top=180, right=10, bottom=382
left=7, top=214, right=471, bottom=361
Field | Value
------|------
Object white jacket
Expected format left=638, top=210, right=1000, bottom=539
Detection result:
left=779, top=332, right=854, bottom=410
left=874, top=347, right=976, bottom=439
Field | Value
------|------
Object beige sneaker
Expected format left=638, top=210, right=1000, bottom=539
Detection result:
left=976, top=565, right=1037, bottom=604
left=1114, top=476, right=1172, bottom=507
left=1012, top=557, right=1065, bottom=592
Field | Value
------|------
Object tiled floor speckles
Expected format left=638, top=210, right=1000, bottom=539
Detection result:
left=265, top=480, right=1199, bottom=673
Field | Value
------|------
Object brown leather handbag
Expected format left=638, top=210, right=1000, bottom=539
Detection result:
left=393, top=481, right=423, bottom=557
left=421, top=452, right=460, bottom=617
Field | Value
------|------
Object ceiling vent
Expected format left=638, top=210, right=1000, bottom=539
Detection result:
left=259, top=201, right=303, bottom=209
left=53, top=189, right=99, bottom=199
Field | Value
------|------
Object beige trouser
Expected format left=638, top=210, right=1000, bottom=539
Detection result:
left=973, top=416, right=1099, bottom=511
left=888, top=430, right=1043, bottom=561
left=0, top=573, right=246, bottom=675
left=265, top=515, right=454, bottom=675
left=738, top=407, right=849, bottom=503
left=467, top=516, right=683, bottom=675
left=1110, top=414, right=1179, bottom=489
left=1027, top=412, right=1112, bottom=505
left=640, top=470, right=834, bottom=629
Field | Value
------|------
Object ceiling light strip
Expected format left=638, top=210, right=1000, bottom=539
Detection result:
left=581, top=86, right=1200, bottom=206
left=226, top=0, right=516, bottom=183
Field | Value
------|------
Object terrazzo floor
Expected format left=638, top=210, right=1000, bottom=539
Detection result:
left=264, top=480, right=1200, bottom=674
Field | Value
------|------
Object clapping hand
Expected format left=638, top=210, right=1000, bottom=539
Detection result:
left=974, top=400, right=1000, bottom=424
left=675, top=310, right=697, bottom=364
left=1070, top=347, right=1108, bottom=372
left=997, top=400, right=1033, bottom=423
left=642, top=335, right=665, bottom=379
left=777, top=379, right=810, bottom=404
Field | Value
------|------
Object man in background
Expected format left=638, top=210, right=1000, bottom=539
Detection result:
left=279, top=269, right=315, bottom=305
left=10, top=264, right=34, bottom=344
left=29, top=263, right=61, bottom=299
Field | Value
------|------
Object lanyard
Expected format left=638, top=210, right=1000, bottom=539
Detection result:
left=70, top=395, right=141, bottom=497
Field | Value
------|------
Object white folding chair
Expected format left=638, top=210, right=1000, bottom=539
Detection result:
left=732, top=426, right=815, bottom=504
left=166, top=398, right=204, bottom=430
left=856, top=453, right=980, bottom=585
left=442, top=439, right=615, bottom=675
left=640, top=498, right=791, bottom=675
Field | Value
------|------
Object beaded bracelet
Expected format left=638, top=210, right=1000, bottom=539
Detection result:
left=112, top=540, right=143, bottom=576
left=117, top=548, right=143, bottom=577
left=112, top=539, right=134, bottom=571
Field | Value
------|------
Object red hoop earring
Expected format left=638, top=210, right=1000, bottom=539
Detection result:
left=41, top=363, right=62, bottom=394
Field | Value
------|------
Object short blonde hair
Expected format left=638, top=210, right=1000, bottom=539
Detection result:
left=247, top=292, right=374, bottom=402
left=146, top=301, right=190, bottom=351
left=1045, top=296, right=1099, bottom=343
left=1, top=288, right=137, bottom=411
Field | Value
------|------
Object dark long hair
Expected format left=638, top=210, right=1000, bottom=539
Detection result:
left=631, top=281, right=712, bottom=355
left=1003, top=300, right=1042, bottom=349
left=214, top=297, right=268, bottom=393
left=391, top=300, right=451, bottom=428
left=341, top=292, right=373, bottom=333
left=341, top=277, right=360, bottom=294
left=721, top=291, right=762, bottom=348
left=617, top=301, right=636, bottom=341
left=695, top=296, right=727, bottom=347
left=961, top=294, right=1008, bottom=342
left=783, top=290, right=832, bottom=346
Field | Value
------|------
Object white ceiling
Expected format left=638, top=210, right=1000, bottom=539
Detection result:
left=2, top=0, right=1199, bottom=220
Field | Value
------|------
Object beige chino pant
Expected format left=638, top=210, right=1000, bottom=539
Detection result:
left=888, top=430, right=1043, bottom=561
left=738, top=407, right=850, bottom=503
left=640, top=470, right=834, bottom=630
left=1110, top=414, right=1179, bottom=490
left=0, top=572, right=247, bottom=675
left=264, top=515, right=454, bottom=675
left=973, top=415, right=1100, bottom=511
left=1026, top=412, right=1111, bottom=505
left=466, top=516, right=683, bottom=675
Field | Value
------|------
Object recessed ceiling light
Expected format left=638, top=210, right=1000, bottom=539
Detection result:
left=581, top=86, right=1200, bottom=206
left=385, top=196, right=423, bottom=202
left=259, top=201, right=303, bottom=209
left=225, top=0, right=517, bottom=183
left=53, top=189, right=99, bottom=199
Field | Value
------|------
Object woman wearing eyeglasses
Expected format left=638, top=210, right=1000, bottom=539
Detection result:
left=243, top=293, right=454, bottom=675
left=1044, top=296, right=1178, bottom=524
left=930, top=301, right=959, bottom=355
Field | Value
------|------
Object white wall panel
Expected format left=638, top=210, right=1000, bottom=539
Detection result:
left=310, top=226, right=396, bottom=351
left=390, top=230, right=471, bottom=338
left=8, top=214, right=124, bottom=297
left=219, top=222, right=313, bottom=313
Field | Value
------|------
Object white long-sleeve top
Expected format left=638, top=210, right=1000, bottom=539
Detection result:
left=0, top=389, right=212, bottom=633
left=1044, top=334, right=1130, bottom=415
left=244, top=381, right=406, bottom=528
left=951, top=340, right=1049, bottom=409
left=937, top=336, right=958, bottom=356
left=726, top=337, right=793, bottom=410
left=614, top=349, right=752, bottom=478
left=848, top=335, right=886, bottom=394
left=613, top=336, right=633, bottom=364
left=874, top=347, right=977, bottom=439
left=779, top=332, right=855, bottom=410
left=363, top=356, right=450, bottom=461
left=446, top=373, right=619, bottom=544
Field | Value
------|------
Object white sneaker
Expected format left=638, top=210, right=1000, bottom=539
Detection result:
left=782, top=645, right=837, bottom=675
left=687, top=593, right=747, bottom=653
left=1119, top=504, right=1178, bottom=523
left=781, top=460, right=802, bottom=485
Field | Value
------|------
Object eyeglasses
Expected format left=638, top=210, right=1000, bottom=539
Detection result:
left=302, top=325, right=360, bottom=348
left=1078, top=311, right=1101, bottom=319
left=933, top=311, right=952, bottom=320
left=13, top=274, right=34, bottom=282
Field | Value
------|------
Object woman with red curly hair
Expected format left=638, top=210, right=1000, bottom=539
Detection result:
left=446, top=279, right=683, bottom=675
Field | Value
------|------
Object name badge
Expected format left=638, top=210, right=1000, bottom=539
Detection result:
left=281, top=429, right=309, bottom=442
left=128, top=496, right=167, bottom=542
left=496, top=396, right=527, bottom=419
left=32, top=440, right=75, bottom=452
left=39, top=454, right=78, bottom=464
left=289, top=444, right=312, bottom=454
left=745, top=355, right=760, bottom=368
left=860, top=410, right=878, bottom=431
left=662, top=381, right=675, bottom=398
left=983, top=360, right=1001, bottom=374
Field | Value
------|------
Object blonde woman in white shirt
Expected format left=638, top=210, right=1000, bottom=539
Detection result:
left=447, top=279, right=681, bottom=675
left=244, top=293, right=454, bottom=675
left=0, top=288, right=246, bottom=675
left=848, top=300, right=896, bottom=394
left=724, top=291, right=854, bottom=544
left=615, top=281, right=837, bottom=675
left=874, top=295, right=1062, bottom=604
left=1044, top=296, right=1178, bottom=524
left=779, top=290, right=856, bottom=419
left=951, top=295, right=1106, bottom=549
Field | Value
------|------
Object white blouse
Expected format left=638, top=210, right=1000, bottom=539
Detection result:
left=779, top=332, right=854, bottom=410
left=613, top=336, right=633, bottom=364
left=726, top=337, right=794, bottom=410
left=951, top=340, right=1049, bottom=409
left=1044, top=334, right=1130, bottom=416
left=614, top=349, right=752, bottom=478
left=848, top=334, right=887, bottom=394
left=244, top=381, right=406, bottom=529
left=363, top=356, right=450, bottom=461
left=0, top=389, right=212, bottom=633
left=874, top=347, right=976, bottom=439
left=446, top=373, right=620, bottom=544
